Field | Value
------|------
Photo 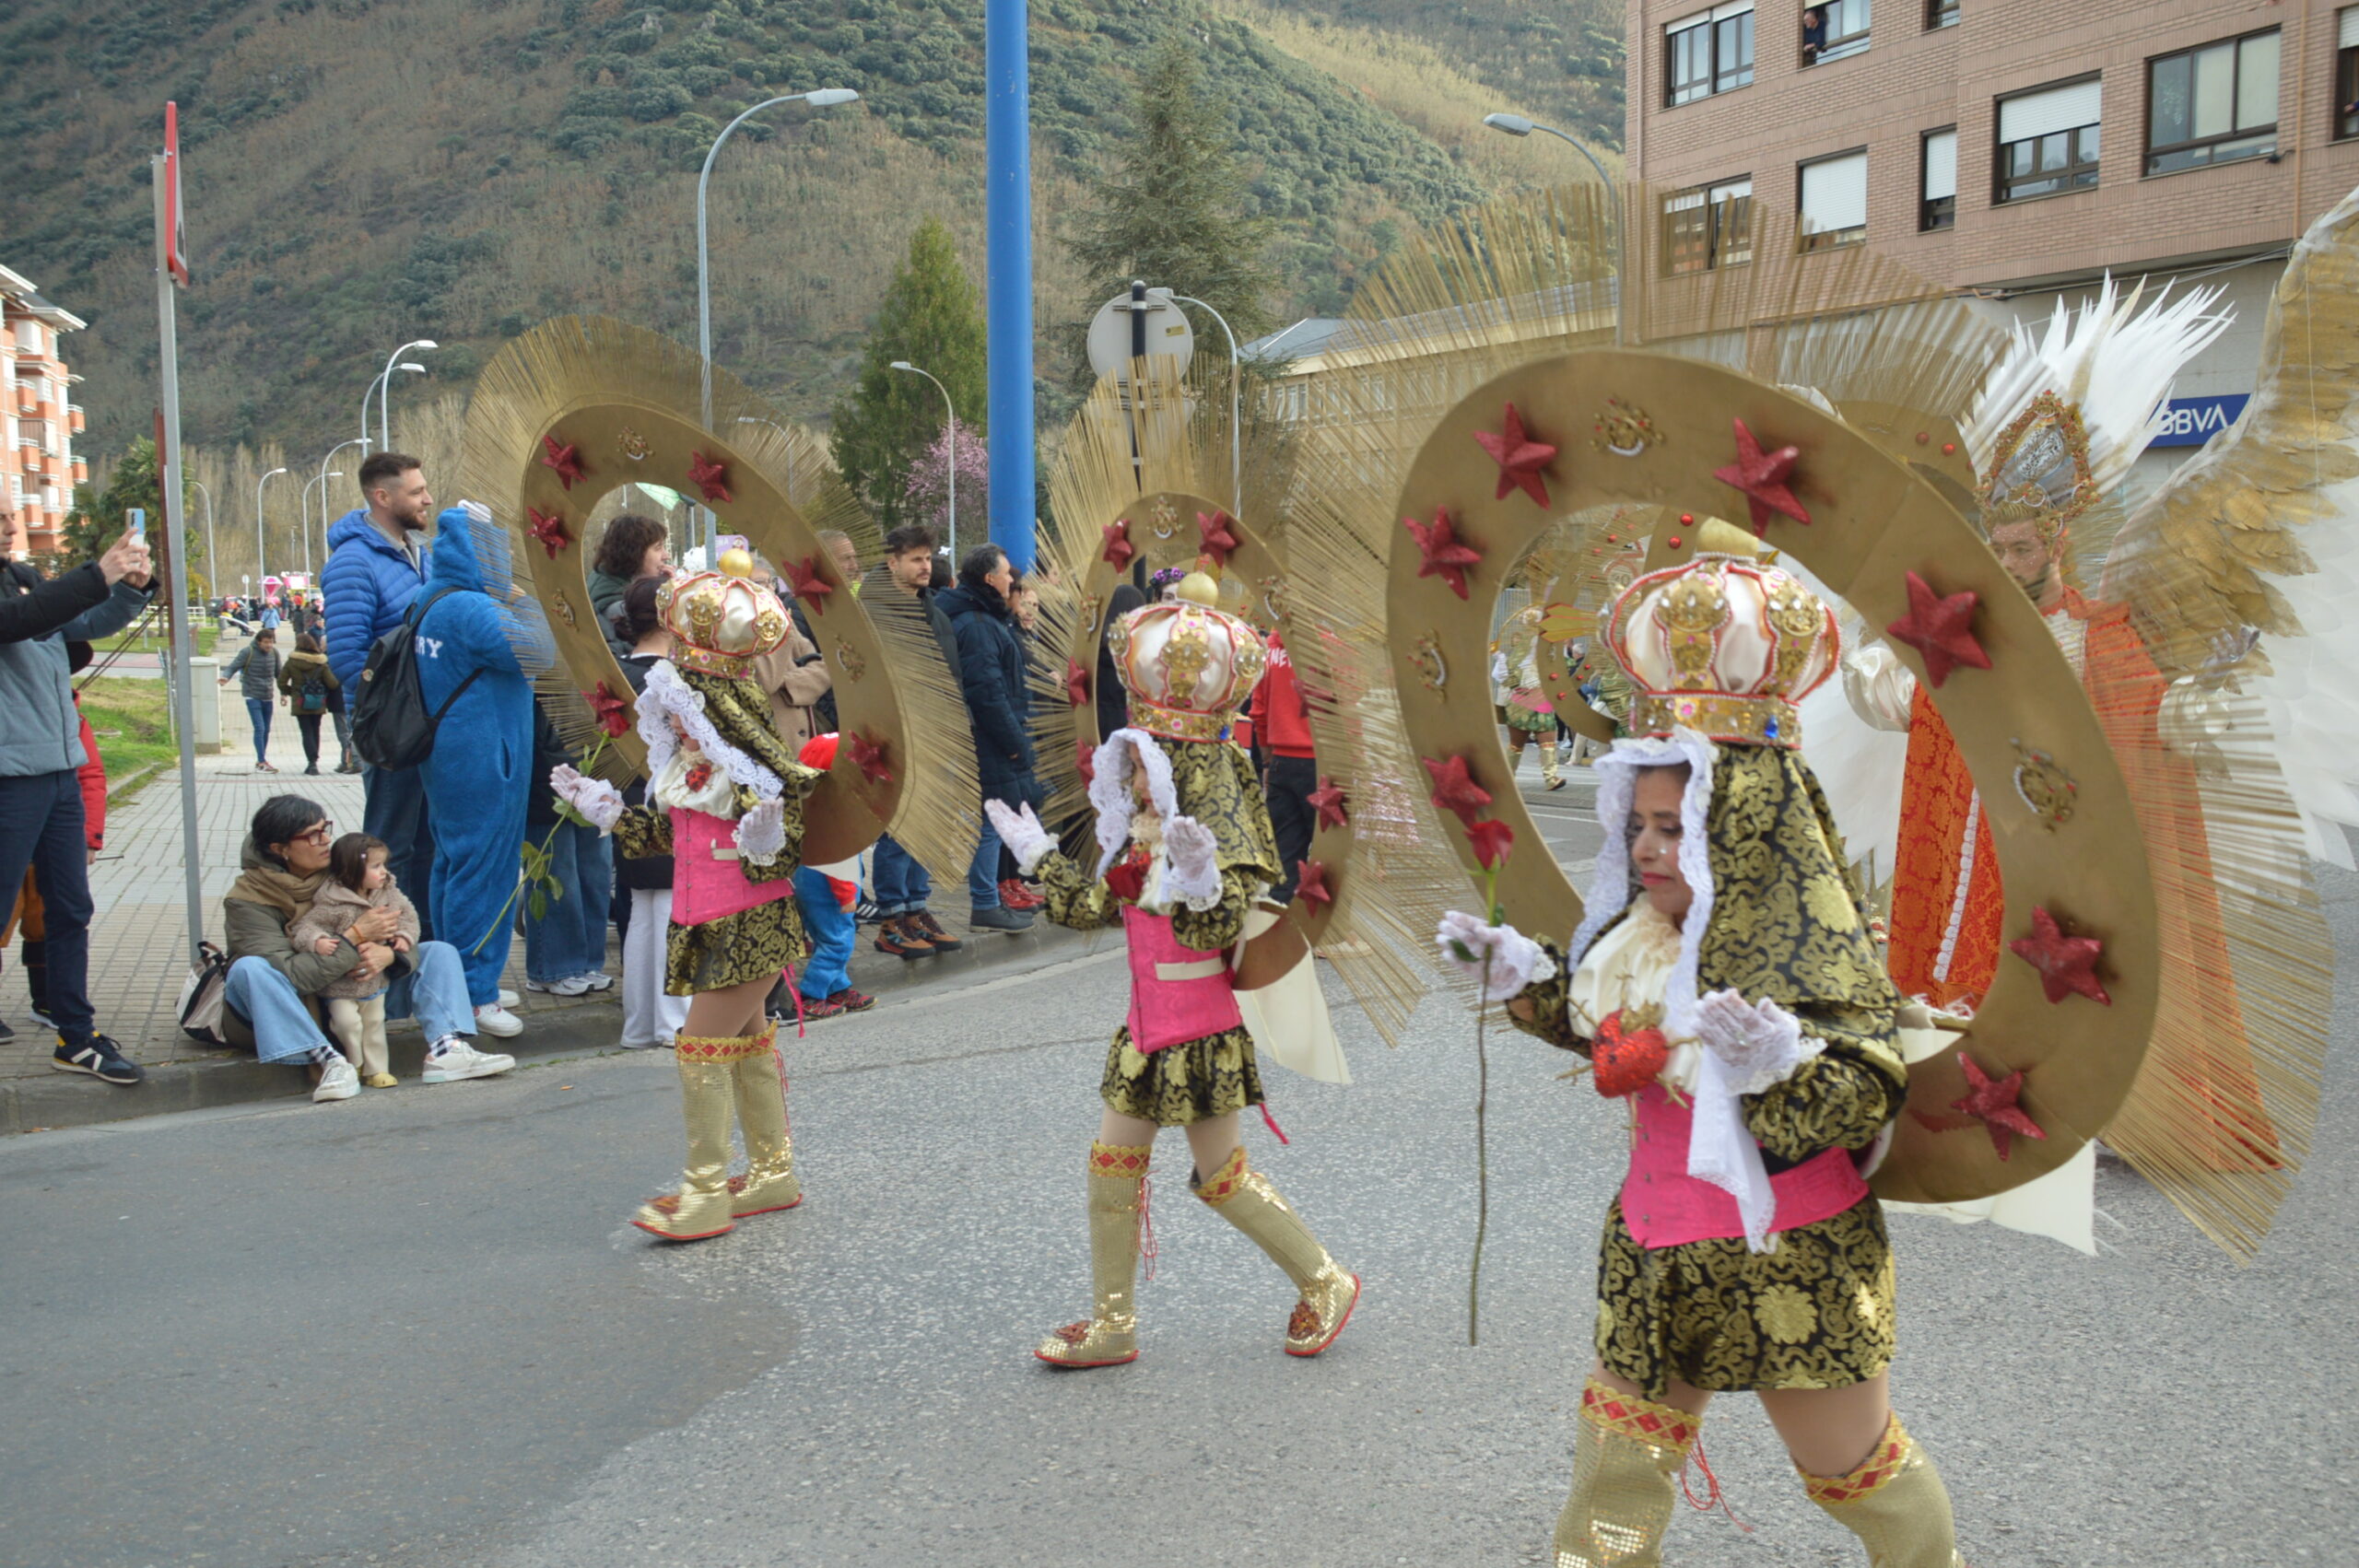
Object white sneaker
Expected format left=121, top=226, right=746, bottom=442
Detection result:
left=574, top=971, right=615, bottom=992
left=497, top=988, right=521, bottom=1008
left=423, top=1039, right=517, bottom=1083
left=526, top=976, right=593, bottom=997
left=313, top=1059, right=361, bottom=1102
left=473, top=1003, right=524, bottom=1037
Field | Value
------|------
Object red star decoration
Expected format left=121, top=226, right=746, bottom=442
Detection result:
left=1949, top=1054, right=2048, bottom=1161
left=1100, top=520, right=1137, bottom=571
left=1064, top=659, right=1091, bottom=708
left=1197, top=509, right=1240, bottom=566
left=843, top=731, right=894, bottom=786
left=1467, top=817, right=1516, bottom=871
left=1294, top=858, right=1335, bottom=907
left=526, top=507, right=570, bottom=560
left=584, top=681, right=630, bottom=738
left=1423, top=754, right=1493, bottom=827
left=2008, top=907, right=2111, bottom=1005
left=687, top=451, right=733, bottom=506
left=1403, top=509, right=1484, bottom=600
left=1711, top=418, right=1811, bottom=537
left=1075, top=736, right=1097, bottom=787
left=782, top=556, right=834, bottom=616
left=1307, top=776, right=1350, bottom=830
left=1473, top=402, right=1558, bottom=508
left=539, top=434, right=589, bottom=490
left=1885, top=570, right=1989, bottom=688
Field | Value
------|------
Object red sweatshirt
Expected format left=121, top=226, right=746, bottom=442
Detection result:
left=1250, top=632, right=1315, bottom=760
left=75, top=703, right=105, bottom=851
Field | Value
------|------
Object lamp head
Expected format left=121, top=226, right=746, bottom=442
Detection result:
left=804, top=88, right=860, bottom=108
left=889, top=360, right=915, bottom=372
left=396, top=362, right=426, bottom=374
left=1483, top=112, right=1535, bottom=136
left=414, top=340, right=439, bottom=350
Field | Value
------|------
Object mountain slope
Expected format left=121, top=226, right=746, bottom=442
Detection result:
left=2, top=0, right=1621, bottom=461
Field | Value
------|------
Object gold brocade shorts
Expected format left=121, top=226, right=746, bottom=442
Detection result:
left=1099, top=1024, right=1264, bottom=1127
left=1594, top=1195, right=1897, bottom=1399
left=664, top=896, right=810, bottom=996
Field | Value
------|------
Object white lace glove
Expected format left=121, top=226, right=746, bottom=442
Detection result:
left=1161, top=814, right=1222, bottom=911
left=1690, top=988, right=1823, bottom=1096
left=984, top=799, right=1057, bottom=874
left=549, top=764, right=625, bottom=833
left=736, top=797, right=786, bottom=866
left=1434, top=909, right=1556, bottom=1002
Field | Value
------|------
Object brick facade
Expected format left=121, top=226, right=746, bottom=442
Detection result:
left=0, top=263, right=87, bottom=559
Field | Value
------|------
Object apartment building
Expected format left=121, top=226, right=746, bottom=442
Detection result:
left=1625, top=0, right=2359, bottom=497
left=0, top=263, right=88, bottom=558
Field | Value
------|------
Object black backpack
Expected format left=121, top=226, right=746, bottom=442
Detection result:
left=348, top=586, right=483, bottom=770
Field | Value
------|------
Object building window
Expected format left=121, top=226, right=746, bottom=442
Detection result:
left=1996, top=77, right=2101, bottom=203
left=2340, top=8, right=2359, bottom=140
left=1926, top=0, right=1958, bottom=27
left=1661, top=178, right=1755, bottom=274
left=1920, top=128, right=1957, bottom=229
left=1802, top=0, right=1870, bottom=67
left=2147, top=29, right=2279, bottom=174
left=1666, top=3, right=1755, bottom=106
left=1799, top=150, right=1869, bottom=251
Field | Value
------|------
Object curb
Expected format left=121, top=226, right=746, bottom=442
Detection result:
left=3, top=911, right=1085, bottom=1137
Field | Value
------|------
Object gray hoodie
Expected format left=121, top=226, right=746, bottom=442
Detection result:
left=0, top=564, right=149, bottom=778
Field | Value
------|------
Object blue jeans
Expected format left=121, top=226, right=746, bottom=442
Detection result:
left=0, top=770, right=96, bottom=1045
left=361, top=760, right=436, bottom=938
left=227, top=941, right=476, bottom=1063
left=871, top=835, right=930, bottom=917
left=524, top=820, right=613, bottom=982
left=244, top=697, right=273, bottom=766
left=968, top=814, right=1004, bottom=909
left=794, top=867, right=854, bottom=1000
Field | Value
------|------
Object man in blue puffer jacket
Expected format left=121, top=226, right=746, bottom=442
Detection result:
left=413, top=502, right=557, bottom=1036
left=321, top=452, right=437, bottom=932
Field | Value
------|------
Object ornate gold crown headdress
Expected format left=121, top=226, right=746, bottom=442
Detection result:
left=1602, top=556, right=1839, bottom=750
left=1107, top=560, right=1269, bottom=743
left=657, top=547, right=792, bottom=679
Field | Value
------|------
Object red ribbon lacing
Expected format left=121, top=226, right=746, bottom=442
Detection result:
left=1680, top=1440, right=1752, bottom=1532
left=782, top=963, right=807, bottom=1039
left=1259, top=1102, right=1291, bottom=1145
left=1136, top=1175, right=1159, bottom=1281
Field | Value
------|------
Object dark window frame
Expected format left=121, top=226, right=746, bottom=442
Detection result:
left=1661, top=177, right=1755, bottom=275
left=1926, top=0, right=1958, bottom=28
left=2339, top=16, right=2359, bottom=142
left=1994, top=76, right=2102, bottom=205
left=1802, top=0, right=1872, bottom=67
left=1665, top=6, right=1756, bottom=107
left=2144, top=28, right=2281, bottom=176
left=1919, top=126, right=1957, bottom=230
left=1796, top=148, right=1870, bottom=252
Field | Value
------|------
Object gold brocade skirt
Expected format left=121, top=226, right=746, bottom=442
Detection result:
left=1594, top=1195, right=1896, bottom=1400
left=664, top=895, right=810, bottom=995
left=1099, top=1024, right=1264, bottom=1127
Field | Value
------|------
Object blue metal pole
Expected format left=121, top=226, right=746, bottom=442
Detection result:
left=984, top=0, right=1036, bottom=571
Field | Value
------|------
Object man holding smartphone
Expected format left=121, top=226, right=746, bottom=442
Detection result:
left=0, top=529, right=156, bottom=1084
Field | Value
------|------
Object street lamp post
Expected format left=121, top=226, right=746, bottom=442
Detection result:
left=1158, top=291, right=1242, bottom=519
left=377, top=360, right=429, bottom=453
left=317, top=437, right=368, bottom=557
left=889, top=361, right=957, bottom=561
left=1482, top=112, right=1624, bottom=344
left=698, top=88, right=859, bottom=556
left=365, top=339, right=437, bottom=452
left=254, top=465, right=288, bottom=590
left=300, top=470, right=343, bottom=579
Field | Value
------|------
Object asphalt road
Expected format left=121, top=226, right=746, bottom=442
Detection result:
left=5, top=849, right=2354, bottom=1567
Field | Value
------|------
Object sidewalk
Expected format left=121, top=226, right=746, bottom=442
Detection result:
left=1, top=664, right=1086, bottom=1132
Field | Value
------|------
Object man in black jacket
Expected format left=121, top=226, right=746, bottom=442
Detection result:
left=0, top=531, right=154, bottom=1084
left=936, top=544, right=1040, bottom=933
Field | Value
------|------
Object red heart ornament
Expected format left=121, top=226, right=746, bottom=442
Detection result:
left=1591, top=1012, right=1671, bottom=1099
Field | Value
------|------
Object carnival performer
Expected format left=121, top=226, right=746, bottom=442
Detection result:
left=985, top=566, right=1359, bottom=1367
left=1441, top=558, right=1962, bottom=1567
left=550, top=550, right=824, bottom=1242
left=1494, top=599, right=1564, bottom=790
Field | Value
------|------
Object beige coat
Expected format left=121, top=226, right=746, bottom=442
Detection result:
left=749, top=613, right=831, bottom=758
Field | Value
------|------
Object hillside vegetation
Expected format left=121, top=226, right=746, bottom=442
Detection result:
left=4, top=0, right=1622, bottom=462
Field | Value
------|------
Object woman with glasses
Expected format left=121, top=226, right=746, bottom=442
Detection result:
left=218, top=793, right=512, bottom=1100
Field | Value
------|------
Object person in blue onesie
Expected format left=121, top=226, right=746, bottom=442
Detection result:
left=412, top=502, right=557, bottom=1036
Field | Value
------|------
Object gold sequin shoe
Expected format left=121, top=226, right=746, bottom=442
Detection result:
left=1552, top=1379, right=1696, bottom=1567
left=1800, top=1412, right=1966, bottom=1568
left=630, top=1031, right=750, bottom=1242
left=1034, top=1141, right=1149, bottom=1368
left=1193, top=1145, right=1360, bottom=1356
left=728, top=1023, right=803, bottom=1218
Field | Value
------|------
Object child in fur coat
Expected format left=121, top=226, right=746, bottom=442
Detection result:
left=289, top=834, right=421, bottom=1086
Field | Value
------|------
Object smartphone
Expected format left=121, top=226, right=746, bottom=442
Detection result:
left=126, top=508, right=147, bottom=544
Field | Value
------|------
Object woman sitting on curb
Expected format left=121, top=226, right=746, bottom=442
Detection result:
left=220, top=793, right=515, bottom=1101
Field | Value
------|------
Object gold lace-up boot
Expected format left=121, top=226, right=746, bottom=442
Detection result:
left=1193, top=1145, right=1360, bottom=1355
left=631, top=1032, right=751, bottom=1241
left=1800, top=1413, right=1966, bottom=1567
left=1551, top=1378, right=1698, bottom=1567
left=1035, top=1141, right=1150, bottom=1367
left=728, top=1022, right=803, bottom=1217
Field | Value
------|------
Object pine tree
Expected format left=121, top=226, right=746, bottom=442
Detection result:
left=829, top=217, right=989, bottom=530
left=1064, top=34, right=1280, bottom=377
left=62, top=438, right=163, bottom=565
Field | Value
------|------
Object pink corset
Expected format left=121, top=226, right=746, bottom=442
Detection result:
left=1619, top=1082, right=1869, bottom=1248
left=1121, top=906, right=1243, bottom=1053
left=669, top=807, right=794, bottom=925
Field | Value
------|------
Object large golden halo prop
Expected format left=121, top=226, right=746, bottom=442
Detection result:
left=460, top=316, right=980, bottom=874
left=1389, top=347, right=2161, bottom=1205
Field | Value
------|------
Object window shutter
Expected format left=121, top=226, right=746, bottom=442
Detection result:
left=1999, top=79, right=2103, bottom=144
left=1801, top=151, right=1870, bottom=233
left=2341, top=6, right=2359, bottom=50
left=1922, top=131, right=1957, bottom=201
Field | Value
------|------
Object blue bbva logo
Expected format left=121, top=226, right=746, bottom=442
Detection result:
left=2148, top=393, right=2251, bottom=448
